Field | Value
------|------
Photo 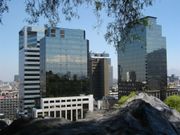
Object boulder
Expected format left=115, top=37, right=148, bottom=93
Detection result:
left=123, top=92, right=180, bottom=132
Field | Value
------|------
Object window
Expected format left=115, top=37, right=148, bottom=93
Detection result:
left=67, top=110, right=71, bottom=120
left=50, top=100, right=54, bottom=103
left=50, top=111, right=54, bottom=117
left=44, top=106, right=48, bottom=109
left=78, top=109, right=81, bottom=119
left=24, top=73, right=39, bottom=76
left=45, top=30, right=48, bottom=36
left=37, top=112, right=43, bottom=118
left=83, top=98, right=88, bottom=101
left=61, top=100, right=65, bottom=102
left=51, top=29, right=56, bottom=37
left=44, top=112, right=48, bottom=117
left=83, top=104, right=89, bottom=110
left=60, top=30, right=64, bottom=38
left=61, top=105, right=65, bottom=108
left=62, top=110, right=65, bottom=118
left=56, top=111, right=60, bottom=117
left=26, top=59, right=39, bottom=62
left=50, top=106, right=54, bottom=108
left=56, top=100, right=60, bottom=103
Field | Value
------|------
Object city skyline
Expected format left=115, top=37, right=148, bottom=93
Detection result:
left=0, top=0, right=180, bottom=81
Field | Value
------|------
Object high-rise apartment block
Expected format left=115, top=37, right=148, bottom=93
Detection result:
left=19, top=26, right=45, bottom=111
left=40, top=27, right=89, bottom=97
left=89, top=53, right=112, bottom=99
left=118, top=16, right=167, bottom=97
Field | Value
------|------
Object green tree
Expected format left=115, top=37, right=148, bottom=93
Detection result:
left=0, top=0, right=153, bottom=47
left=164, top=95, right=180, bottom=112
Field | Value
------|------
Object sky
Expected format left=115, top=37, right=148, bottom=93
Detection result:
left=0, top=0, right=180, bottom=82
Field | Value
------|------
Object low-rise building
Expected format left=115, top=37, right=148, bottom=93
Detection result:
left=0, top=81, right=19, bottom=120
left=0, top=97, right=19, bottom=120
left=33, top=95, right=93, bottom=121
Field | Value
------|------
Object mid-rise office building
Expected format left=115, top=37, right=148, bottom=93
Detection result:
left=19, top=26, right=45, bottom=112
left=89, top=53, right=111, bottom=99
left=118, top=16, right=167, bottom=98
left=40, top=27, right=89, bottom=97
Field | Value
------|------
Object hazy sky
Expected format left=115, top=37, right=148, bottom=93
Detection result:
left=0, top=0, right=180, bottom=82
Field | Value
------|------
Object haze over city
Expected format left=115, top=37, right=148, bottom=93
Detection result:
left=0, top=0, right=180, bottom=82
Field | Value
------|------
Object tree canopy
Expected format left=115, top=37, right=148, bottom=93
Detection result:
left=0, top=0, right=153, bottom=47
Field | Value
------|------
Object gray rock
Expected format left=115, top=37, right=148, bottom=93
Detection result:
left=123, top=93, right=180, bottom=132
left=0, top=120, right=7, bottom=131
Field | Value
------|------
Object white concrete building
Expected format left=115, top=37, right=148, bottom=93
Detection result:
left=33, top=95, right=93, bottom=121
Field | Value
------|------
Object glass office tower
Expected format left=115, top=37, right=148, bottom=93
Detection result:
left=19, top=26, right=45, bottom=112
left=40, top=27, right=89, bottom=97
left=118, top=16, right=167, bottom=96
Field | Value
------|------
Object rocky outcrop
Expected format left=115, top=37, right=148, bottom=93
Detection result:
left=1, top=93, right=180, bottom=135
left=123, top=93, right=180, bottom=132
left=0, top=120, right=7, bottom=131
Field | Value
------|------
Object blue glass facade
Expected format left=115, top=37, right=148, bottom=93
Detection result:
left=40, top=28, right=89, bottom=97
left=118, top=17, right=167, bottom=95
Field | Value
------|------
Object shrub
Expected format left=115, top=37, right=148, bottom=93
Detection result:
left=164, top=95, right=180, bottom=112
left=117, top=91, right=136, bottom=106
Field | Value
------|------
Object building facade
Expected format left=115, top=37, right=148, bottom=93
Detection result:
left=19, top=26, right=45, bottom=112
left=0, top=82, right=19, bottom=120
left=33, top=95, right=93, bottom=121
left=14, top=75, right=19, bottom=82
left=40, top=27, right=89, bottom=97
left=89, top=53, right=111, bottom=99
left=109, top=66, right=113, bottom=88
left=0, top=98, right=19, bottom=120
left=118, top=16, right=167, bottom=97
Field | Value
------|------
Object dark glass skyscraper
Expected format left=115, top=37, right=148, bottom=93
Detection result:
left=118, top=16, right=167, bottom=96
left=40, top=27, right=89, bottom=97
